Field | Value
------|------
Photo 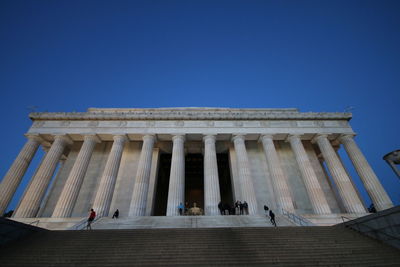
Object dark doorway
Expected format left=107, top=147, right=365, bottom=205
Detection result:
left=153, top=153, right=171, bottom=216
left=185, top=154, right=204, bottom=210
left=217, top=153, right=234, bottom=206
left=152, top=152, right=233, bottom=216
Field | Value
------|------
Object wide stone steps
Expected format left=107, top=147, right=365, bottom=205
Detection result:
left=1, top=227, right=399, bottom=266
left=91, top=215, right=294, bottom=229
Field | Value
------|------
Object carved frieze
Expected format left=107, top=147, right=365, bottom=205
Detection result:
left=88, top=121, right=99, bottom=127
left=29, top=108, right=352, bottom=121
left=32, top=121, right=45, bottom=128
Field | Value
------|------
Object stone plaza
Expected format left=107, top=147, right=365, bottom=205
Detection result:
left=0, top=107, right=394, bottom=229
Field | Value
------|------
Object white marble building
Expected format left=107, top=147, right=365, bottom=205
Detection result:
left=0, top=107, right=394, bottom=228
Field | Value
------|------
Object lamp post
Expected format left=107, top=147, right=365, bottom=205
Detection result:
left=383, top=149, right=400, bottom=179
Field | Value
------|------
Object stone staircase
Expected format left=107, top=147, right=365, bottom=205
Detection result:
left=91, top=214, right=294, bottom=229
left=1, top=226, right=399, bottom=266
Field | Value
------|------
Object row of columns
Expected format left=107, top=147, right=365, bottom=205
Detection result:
left=0, top=133, right=393, bottom=218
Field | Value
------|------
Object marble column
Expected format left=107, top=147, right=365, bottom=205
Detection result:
left=52, top=135, right=100, bottom=218
left=92, top=135, right=127, bottom=217
left=129, top=135, right=156, bottom=216
left=14, top=135, right=72, bottom=218
left=166, top=135, right=185, bottom=216
left=339, top=134, right=393, bottom=211
left=313, top=134, right=365, bottom=213
left=0, top=135, right=42, bottom=215
left=259, top=135, right=295, bottom=212
left=287, top=135, right=331, bottom=214
left=203, top=135, right=221, bottom=215
left=232, top=135, right=258, bottom=215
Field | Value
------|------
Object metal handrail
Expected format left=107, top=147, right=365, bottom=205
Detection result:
left=73, top=216, right=103, bottom=230
left=341, top=216, right=400, bottom=242
left=28, top=220, right=40, bottom=226
left=281, top=209, right=315, bottom=226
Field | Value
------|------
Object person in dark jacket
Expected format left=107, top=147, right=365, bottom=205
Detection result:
left=218, top=201, right=224, bottom=215
left=243, top=201, right=249, bottom=215
left=269, top=210, right=276, bottom=227
left=112, top=209, right=119, bottom=219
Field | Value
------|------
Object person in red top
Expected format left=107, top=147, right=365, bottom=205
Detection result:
left=86, top=209, right=96, bottom=230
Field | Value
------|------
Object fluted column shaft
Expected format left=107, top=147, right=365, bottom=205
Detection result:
left=260, top=135, right=295, bottom=212
left=314, top=134, right=365, bottom=213
left=93, top=135, right=127, bottom=217
left=287, top=135, right=331, bottom=214
left=52, top=135, right=100, bottom=218
left=339, top=135, right=393, bottom=211
left=232, top=135, right=258, bottom=214
left=203, top=135, right=221, bottom=215
left=14, top=135, right=72, bottom=218
left=129, top=135, right=156, bottom=216
left=0, top=135, right=42, bottom=215
left=166, top=135, right=185, bottom=216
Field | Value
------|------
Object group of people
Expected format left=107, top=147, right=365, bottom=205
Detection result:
left=218, top=200, right=249, bottom=215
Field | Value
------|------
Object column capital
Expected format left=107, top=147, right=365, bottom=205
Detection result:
left=203, top=134, right=216, bottom=142
left=172, top=134, right=185, bottom=142
left=24, top=134, right=44, bottom=143
left=54, top=135, right=73, bottom=146
left=337, top=134, right=356, bottom=143
left=311, top=134, right=329, bottom=144
left=258, top=134, right=274, bottom=143
left=285, top=134, right=302, bottom=143
left=231, top=134, right=245, bottom=142
left=143, top=134, right=156, bottom=142
left=84, top=134, right=101, bottom=143
left=113, top=134, right=128, bottom=143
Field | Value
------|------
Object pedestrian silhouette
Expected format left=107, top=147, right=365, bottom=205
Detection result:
left=269, top=210, right=276, bottom=227
left=218, top=201, right=224, bottom=215
left=112, top=209, right=119, bottom=219
left=86, top=209, right=96, bottom=230
left=178, top=202, right=184, bottom=215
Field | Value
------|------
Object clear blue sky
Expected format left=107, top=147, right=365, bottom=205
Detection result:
left=1, top=0, right=399, bottom=211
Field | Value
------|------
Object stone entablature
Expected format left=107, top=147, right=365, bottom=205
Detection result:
left=28, top=108, right=353, bottom=142
left=29, top=107, right=352, bottom=121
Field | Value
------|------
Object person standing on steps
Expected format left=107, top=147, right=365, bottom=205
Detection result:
left=218, top=201, right=224, bottom=215
left=178, top=202, right=184, bottom=215
left=235, top=201, right=240, bottom=215
left=86, top=208, right=96, bottom=230
left=243, top=201, right=249, bottom=215
left=269, top=210, right=276, bottom=227
left=112, top=209, right=119, bottom=219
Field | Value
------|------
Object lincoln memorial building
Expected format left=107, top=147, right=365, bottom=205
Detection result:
left=0, top=108, right=394, bottom=228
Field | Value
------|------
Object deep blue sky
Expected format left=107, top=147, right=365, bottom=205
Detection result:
left=1, top=0, right=399, bottom=211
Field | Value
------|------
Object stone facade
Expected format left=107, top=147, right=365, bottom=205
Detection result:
left=0, top=108, right=394, bottom=225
